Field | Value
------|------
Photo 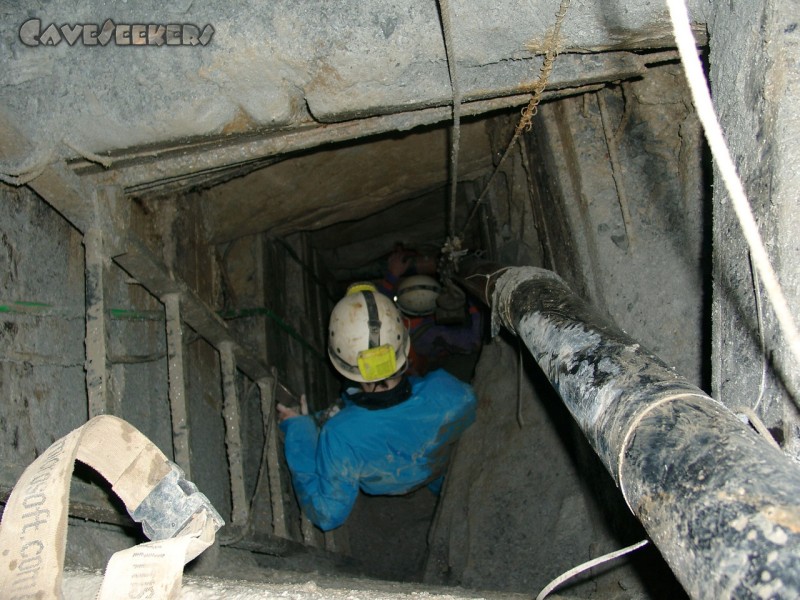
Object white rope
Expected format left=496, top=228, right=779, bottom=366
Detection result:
left=735, top=405, right=782, bottom=451
left=749, top=251, right=769, bottom=412
left=535, top=539, right=650, bottom=600
left=667, top=0, right=800, bottom=369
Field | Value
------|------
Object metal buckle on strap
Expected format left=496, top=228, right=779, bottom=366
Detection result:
left=130, top=463, right=225, bottom=541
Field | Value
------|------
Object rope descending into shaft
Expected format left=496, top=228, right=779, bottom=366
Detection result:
left=437, top=0, right=462, bottom=241
left=459, top=0, right=571, bottom=239
left=667, top=0, right=800, bottom=374
left=435, top=0, right=467, bottom=285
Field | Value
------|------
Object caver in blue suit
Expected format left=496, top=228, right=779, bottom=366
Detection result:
left=279, top=368, right=476, bottom=531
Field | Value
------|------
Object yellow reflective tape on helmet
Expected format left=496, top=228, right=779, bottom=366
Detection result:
left=346, top=282, right=379, bottom=296
left=357, top=344, right=397, bottom=381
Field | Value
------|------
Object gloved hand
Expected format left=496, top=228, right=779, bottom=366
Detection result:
left=276, top=393, right=308, bottom=424
left=387, top=246, right=413, bottom=278
left=315, top=403, right=342, bottom=427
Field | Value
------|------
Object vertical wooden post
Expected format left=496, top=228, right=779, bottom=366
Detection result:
left=304, top=238, right=339, bottom=553
left=163, top=293, right=192, bottom=478
left=257, top=375, right=288, bottom=538
left=83, top=227, right=113, bottom=418
left=297, top=236, right=324, bottom=549
left=219, top=341, right=249, bottom=529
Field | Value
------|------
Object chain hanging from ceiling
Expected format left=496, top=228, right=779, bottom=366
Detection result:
left=435, top=0, right=572, bottom=283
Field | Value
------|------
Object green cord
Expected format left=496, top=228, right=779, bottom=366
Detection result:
left=0, top=301, right=326, bottom=363
left=218, top=307, right=326, bottom=362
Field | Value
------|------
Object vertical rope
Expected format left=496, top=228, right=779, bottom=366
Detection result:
left=437, top=0, right=462, bottom=239
left=667, top=0, right=800, bottom=371
left=749, top=251, right=768, bottom=412
left=597, top=88, right=635, bottom=250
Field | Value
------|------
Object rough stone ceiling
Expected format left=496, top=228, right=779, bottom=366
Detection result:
left=202, top=122, right=492, bottom=242
left=0, top=0, right=709, bottom=238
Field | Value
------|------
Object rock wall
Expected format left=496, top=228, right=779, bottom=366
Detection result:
left=0, top=185, right=87, bottom=482
left=535, top=63, right=707, bottom=389
left=707, top=0, right=800, bottom=455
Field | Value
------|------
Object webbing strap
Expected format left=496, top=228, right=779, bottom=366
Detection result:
left=77, top=415, right=171, bottom=508
left=0, top=415, right=221, bottom=600
left=363, top=290, right=382, bottom=349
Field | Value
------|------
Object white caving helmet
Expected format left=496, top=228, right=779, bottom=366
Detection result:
left=396, top=275, right=441, bottom=316
left=328, top=283, right=411, bottom=383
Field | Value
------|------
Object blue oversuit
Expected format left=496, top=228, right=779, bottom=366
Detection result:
left=280, top=369, right=477, bottom=531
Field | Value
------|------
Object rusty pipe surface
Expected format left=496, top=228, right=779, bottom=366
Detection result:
left=459, top=262, right=800, bottom=599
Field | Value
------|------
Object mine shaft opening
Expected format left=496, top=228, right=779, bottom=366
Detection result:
left=284, top=131, right=490, bottom=584
left=239, top=59, right=703, bottom=594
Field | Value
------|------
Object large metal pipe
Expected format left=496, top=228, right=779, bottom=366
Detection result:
left=460, top=263, right=800, bottom=599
